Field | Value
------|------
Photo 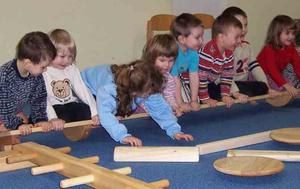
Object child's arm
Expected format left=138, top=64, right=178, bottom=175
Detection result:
left=70, top=65, right=99, bottom=125
left=198, top=71, right=218, bottom=107
left=97, top=86, right=131, bottom=143
left=143, top=93, right=190, bottom=139
left=29, top=76, right=48, bottom=124
left=220, top=58, right=235, bottom=107
left=189, top=72, right=200, bottom=111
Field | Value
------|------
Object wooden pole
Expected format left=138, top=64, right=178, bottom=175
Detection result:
left=228, top=149, right=300, bottom=162
left=31, top=162, right=64, bottom=175
left=60, top=174, right=94, bottom=188
left=0, top=120, right=93, bottom=138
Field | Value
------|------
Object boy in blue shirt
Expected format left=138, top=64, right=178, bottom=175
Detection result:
left=170, top=13, right=204, bottom=112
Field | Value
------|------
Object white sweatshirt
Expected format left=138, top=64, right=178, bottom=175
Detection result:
left=43, top=64, right=97, bottom=119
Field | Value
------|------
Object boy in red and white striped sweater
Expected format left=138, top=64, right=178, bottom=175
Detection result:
left=198, top=14, right=242, bottom=108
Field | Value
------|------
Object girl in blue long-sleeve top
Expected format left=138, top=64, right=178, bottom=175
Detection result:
left=81, top=60, right=193, bottom=146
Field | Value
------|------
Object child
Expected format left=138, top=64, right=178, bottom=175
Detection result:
left=81, top=60, right=193, bottom=146
left=198, top=14, right=242, bottom=108
left=43, top=29, right=99, bottom=128
left=0, top=31, right=59, bottom=148
left=170, top=13, right=204, bottom=112
left=142, top=34, right=183, bottom=116
left=257, top=15, right=300, bottom=98
left=222, top=7, right=277, bottom=99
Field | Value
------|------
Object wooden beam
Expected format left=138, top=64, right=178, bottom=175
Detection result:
left=13, top=142, right=161, bottom=189
left=197, top=130, right=272, bottom=155
left=114, top=146, right=199, bottom=162
left=228, top=149, right=300, bottom=162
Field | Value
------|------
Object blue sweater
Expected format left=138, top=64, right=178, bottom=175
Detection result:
left=0, top=59, right=47, bottom=129
left=81, top=65, right=182, bottom=143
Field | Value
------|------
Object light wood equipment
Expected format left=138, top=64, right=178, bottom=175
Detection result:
left=227, top=149, right=300, bottom=162
left=213, top=156, right=284, bottom=176
left=146, top=13, right=214, bottom=41
left=114, top=130, right=273, bottom=162
left=270, top=128, right=300, bottom=144
left=0, top=142, right=169, bottom=189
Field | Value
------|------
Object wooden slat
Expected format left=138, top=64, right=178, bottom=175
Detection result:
left=197, top=131, right=272, bottom=155
left=228, top=149, right=300, bottom=162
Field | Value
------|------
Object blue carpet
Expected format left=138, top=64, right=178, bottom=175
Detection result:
left=1, top=100, right=300, bottom=189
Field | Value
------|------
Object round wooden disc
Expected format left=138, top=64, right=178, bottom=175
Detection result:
left=213, top=156, right=284, bottom=176
left=63, top=125, right=92, bottom=141
left=270, top=128, right=300, bottom=144
left=265, top=94, right=292, bottom=107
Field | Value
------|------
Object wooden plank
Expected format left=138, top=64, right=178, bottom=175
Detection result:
left=114, top=146, right=199, bottom=162
left=197, top=130, right=272, bottom=155
left=13, top=142, right=160, bottom=189
left=228, top=149, right=300, bottom=162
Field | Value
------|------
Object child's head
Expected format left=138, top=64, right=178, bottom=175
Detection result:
left=49, top=29, right=77, bottom=69
left=265, top=15, right=296, bottom=49
left=111, top=60, right=163, bottom=117
left=212, top=14, right=243, bottom=51
left=222, top=6, right=248, bottom=40
left=170, top=13, right=204, bottom=51
left=16, top=31, right=56, bottom=76
left=142, top=34, right=178, bottom=74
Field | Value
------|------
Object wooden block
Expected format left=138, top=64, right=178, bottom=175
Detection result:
left=13, top=142, right=160, bottom=189
left=228, top=149, right=300, bottom=162
left=197, top=131, right=272, bottom=155
left=214, top=156, right=284, bottom=176
left=114, top=146, right=199, bottom=162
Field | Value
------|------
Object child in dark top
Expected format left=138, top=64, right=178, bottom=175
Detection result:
left=257, top=15, right=300, bottom=98
left=0, top=31, right=62, bottom=149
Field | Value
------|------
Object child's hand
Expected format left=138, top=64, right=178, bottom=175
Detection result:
left=202, top=98, right=218, bottom=107
left=122, top=136, right=142, bottom=147
left=172, top=104, right=184, bottom=117
left=91, top=115, right=100, bottom=126
left=18, top=124, right=33, bottom=135
left=222, top=96, right=235, bottom=108
left=50, top=118, right=65, bottom=131
left=190, top=101, right=201, bottom=111
left=232, top=92, right=248, bottom=104
left=283, top=84, right=298, bottom=98
left=268, top=88, right=281, bottom=98
left=34, top=121, right=53, bottom=132
left=179, top=102, right=192, bottom=112
left=174, top=133, right=194, bottom=141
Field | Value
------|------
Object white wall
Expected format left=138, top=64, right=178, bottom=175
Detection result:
left=0, top=0, right=172, bottom=69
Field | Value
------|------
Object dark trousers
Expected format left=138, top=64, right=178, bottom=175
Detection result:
left=53, top=102, right=91, bottom=123
left=235, top=81, right=268, bottom=97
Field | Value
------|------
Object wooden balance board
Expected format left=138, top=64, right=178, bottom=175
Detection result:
left=270, top=128, right=300, bottom=145
left=213, top=156, right=284, bottom=176
left=265, top=93, right=292, bottom=107
left=63, top=125, right=92, bottom=142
